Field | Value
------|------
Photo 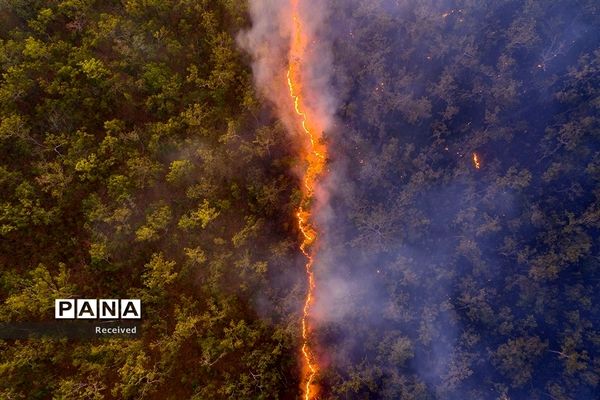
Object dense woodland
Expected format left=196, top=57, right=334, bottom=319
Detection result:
left=0, top=0, right=599, bottom=399
left=0, top=0, right=301, bottom=399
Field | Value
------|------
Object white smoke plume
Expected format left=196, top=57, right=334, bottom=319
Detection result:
left=237, top=0, right=337, bottom=137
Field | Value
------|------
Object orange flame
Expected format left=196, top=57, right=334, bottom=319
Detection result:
left=472, top=152, right=481, bottom=169
left=286, top=1, right=326, bottom=398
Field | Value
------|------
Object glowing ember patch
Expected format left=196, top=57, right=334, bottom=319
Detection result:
left=473, top=152, right=481, bottom=169
left=286, top=1, right=326, bottom=399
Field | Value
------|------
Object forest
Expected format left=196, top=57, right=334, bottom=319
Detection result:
left=1, top=0, right=599, bottom=399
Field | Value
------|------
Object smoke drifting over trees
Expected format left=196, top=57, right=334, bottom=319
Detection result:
left=0, top=0, right=599, bottom=399
left=238, top=0, right=337, bottom=145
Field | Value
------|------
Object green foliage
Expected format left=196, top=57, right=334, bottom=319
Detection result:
left=0, top=114, right=28, bottom=139
left=0, top=0, right=298, bottom=398
left=165, top=159, right=193, bottom=184
left=78, top=58, right=109, bottom=80
left=135, top=204, right=172, bottom=242
left=1, top=264, right=73, bottom=320
left=178, top=199, right=220, bottom=230
left=143, top=252, right=177, bottom=291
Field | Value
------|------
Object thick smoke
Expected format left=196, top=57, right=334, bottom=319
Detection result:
left=237, top=0, right=337, bottom=138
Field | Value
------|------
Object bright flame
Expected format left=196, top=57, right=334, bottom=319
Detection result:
left=472, top=152, right=481, bottom=169
left=287, top=0, right=326, bottom=398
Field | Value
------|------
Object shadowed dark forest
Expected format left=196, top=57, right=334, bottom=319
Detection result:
left=0, top=0, right=599, bottom=399
left=315, top=1, right=600, bottom=399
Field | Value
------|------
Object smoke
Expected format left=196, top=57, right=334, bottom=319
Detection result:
left=237, top=0, right=337, bottom=138
left=238, top=1, right=340, bottom=395
left=238, top=0, right=466, bottom=395
left=237, top=0, right=289, bottom=114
